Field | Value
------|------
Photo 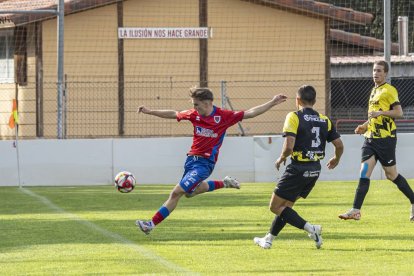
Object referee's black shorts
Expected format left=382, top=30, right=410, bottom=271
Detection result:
left=361, top=137, right=396, bottom=167
left=275, top=161, right=321, bottom=202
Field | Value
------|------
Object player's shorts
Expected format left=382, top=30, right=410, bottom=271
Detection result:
left=361, top=137, right=396, bottom=167
left=274, top=161, right=321, bottom=202
left=179, top=155, right=215, bottom=193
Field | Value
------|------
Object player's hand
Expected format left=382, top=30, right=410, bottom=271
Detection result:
left=137, top=106, right=151, bottom=114
left=354, top=124, right=367, bottom=134
left=272, top=94, right=288, bottom=105
left=275, top=156, right=286, bottom=171
left=368, top=111, right=382, bottom=119
left=326, top=157, right=339, bottom=169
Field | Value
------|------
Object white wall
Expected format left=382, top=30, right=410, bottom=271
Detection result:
left=1, top=134, right=414, bottom=186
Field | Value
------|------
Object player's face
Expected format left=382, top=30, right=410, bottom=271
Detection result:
left=192, top=98, right=212, bottom=116
left=373, top=64, right=387, bottom=86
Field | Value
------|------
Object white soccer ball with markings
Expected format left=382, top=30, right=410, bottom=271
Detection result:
left=114, top=171, right=136, bottom=193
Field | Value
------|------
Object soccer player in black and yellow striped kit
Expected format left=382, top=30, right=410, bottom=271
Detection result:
left=254, top=85, right=344, bottom=249
left=339, top=60, right=414, bottom=222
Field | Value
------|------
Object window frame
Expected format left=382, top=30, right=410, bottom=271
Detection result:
left=0, top=29, right=14, bottom=84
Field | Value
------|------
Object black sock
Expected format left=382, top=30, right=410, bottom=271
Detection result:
left=353, top=178, right=370, bottom=209
left=279, top=207, right=306, bottom=230
left=269, top=215, right=286, bottom=236
left=393, top=174, right=414, bottom=204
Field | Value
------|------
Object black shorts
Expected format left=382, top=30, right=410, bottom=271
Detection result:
left=274, top=161, right=321, bottom=202
left=361, top=137, right=396, bottom=167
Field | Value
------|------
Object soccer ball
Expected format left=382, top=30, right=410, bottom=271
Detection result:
left=114, top=171, right=136, bottom=193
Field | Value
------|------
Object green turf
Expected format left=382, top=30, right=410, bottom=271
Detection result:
left=0, top=180, right=413, bottom=275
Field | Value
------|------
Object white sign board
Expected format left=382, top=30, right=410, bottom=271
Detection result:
left=118, top=27, right=211, bottom=39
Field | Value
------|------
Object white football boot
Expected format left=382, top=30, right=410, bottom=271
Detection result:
left=253, top=233, right=275, bottom=249
left=308, top=225, right=323, bottom=249
left=223, top=176, right=240, bottom=189
left=338, top=208, right=361, bottom=220
left=136, top=220, right=154, bottom=235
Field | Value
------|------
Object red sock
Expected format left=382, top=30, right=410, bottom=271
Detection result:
left=207, top=180, right=224, bottom=191
left=151, top=206, right=170, bottom=225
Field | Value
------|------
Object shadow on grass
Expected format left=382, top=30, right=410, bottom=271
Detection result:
left=2, top=214, right=413, bottom=254
left=1, top=186, right=413, bottom=256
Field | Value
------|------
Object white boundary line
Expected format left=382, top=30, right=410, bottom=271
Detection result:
left=19, top=187, right=196, bottom=275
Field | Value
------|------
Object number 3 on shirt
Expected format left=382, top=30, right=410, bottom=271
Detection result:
left=311, top=127, right=321, bottom=148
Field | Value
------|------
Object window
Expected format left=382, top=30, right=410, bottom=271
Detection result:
left=0, top=30, right=14, bottom=83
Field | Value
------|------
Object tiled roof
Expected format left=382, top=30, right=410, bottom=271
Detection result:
left=330, top=29, right=399, bottom=54
left=248, top=0, right=373, bottom=25
left=0, top=0, right=120, bottom=26
left=331, top=55, right=414, bottom=64
left=0, top=0, right=374, bottom=27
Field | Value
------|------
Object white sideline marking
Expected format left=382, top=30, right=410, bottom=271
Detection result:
left=20, top=188, right=195, bottom=275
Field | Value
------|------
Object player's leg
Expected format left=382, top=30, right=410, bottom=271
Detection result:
left=187, top=176, right=240, bottom=198
left=270, top=193, right=323, bottom=249
left=255, top=163, right=323, bottom=249
left=339, top=147, right=377, bottom=220
left=376, top=137, right=414, bottom=221
left=253, top=198, right=294, bottom=249
left=136, top=184, right=185, bottom=235
left=136, top=156, right=209, bottom=234
left=382, top=165, right=414, bottom=221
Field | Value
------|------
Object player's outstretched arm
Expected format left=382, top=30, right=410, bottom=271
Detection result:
left=326, top=138, right=344, bottom=170
left=137, top=106, right=178, bottom=119
left=243, top=94, right=287, bottom=119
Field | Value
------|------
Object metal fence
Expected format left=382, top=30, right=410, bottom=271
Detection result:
left=2, top=77, right=414, bottom=139
left=331, top=77, right=414, bottom=134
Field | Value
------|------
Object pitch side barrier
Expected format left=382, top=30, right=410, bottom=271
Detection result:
left=1, top=134, right=414, bottom=186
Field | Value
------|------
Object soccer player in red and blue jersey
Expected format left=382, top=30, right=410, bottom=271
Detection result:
left=136, top=87, right=287, bottom=235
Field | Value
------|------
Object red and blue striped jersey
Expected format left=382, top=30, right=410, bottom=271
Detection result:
left=177, top=106, right=244, bottom=163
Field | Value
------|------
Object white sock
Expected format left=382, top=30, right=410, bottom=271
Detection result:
left=265, top=233, right=275, bottom=241
left=303, top=222, right=314, bottom=234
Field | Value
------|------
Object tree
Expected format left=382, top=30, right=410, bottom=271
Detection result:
left=320, top=0, right=414, bottom=52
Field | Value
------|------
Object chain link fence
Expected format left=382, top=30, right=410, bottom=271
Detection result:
left=331, top=77, right=414, bottom=134
left=2, top=76, right=414, bottom=139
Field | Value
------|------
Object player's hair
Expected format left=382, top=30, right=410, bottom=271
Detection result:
left=374, top=60, right=389, bottom=73
left=189, top=87, right=214, bottom=101
left=297, top=85, right=316, bottom=105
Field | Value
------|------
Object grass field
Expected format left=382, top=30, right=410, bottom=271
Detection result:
left=1, top=180, right=413, bottom=275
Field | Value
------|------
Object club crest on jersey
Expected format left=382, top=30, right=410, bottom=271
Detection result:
left=214, top=116, right=221, bottom=124
left=196, top=116, right=200, bottom=121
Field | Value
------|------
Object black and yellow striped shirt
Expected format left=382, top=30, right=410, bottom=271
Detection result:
left=282, top=108, right=340, bottom=162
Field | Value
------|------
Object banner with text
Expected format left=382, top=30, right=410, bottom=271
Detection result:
left=118, top=27, right=211, bottom=39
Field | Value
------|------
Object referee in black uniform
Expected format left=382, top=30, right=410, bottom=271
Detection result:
left=254, top=85, right=344, bottom=249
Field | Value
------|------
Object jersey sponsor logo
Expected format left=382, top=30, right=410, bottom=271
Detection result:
left=305, top=150, right=324, bottom=161
left=195, top=126, right=218, bottom=138
left=303, top=170, right=320, bottom=178
left=214, top=116, right=221, bottom=124
left=303, top=114, right=326, bottom=123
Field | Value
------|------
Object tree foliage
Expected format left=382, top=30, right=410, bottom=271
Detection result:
left=320, top=0, right=414, bottom=52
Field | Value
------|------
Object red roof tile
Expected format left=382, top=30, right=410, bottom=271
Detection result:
left=0, top=0, right=374, bottom=27
left=0, top=0, right=120, bottom=26
left=330, top=29, right=399, bottom=55
left=247, top=0, right=373, bottom=25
